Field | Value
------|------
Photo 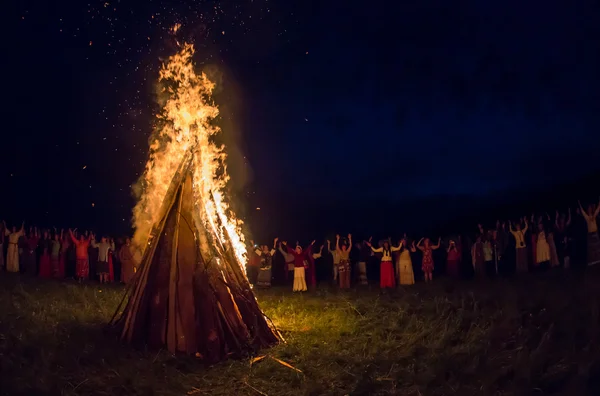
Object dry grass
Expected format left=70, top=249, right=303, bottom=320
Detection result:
left=1, top=269, right=600, bottom=395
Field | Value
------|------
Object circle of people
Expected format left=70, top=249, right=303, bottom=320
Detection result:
left=247, top=199, right=600, bottom=292
left=0, top=224, right=139, bottom=284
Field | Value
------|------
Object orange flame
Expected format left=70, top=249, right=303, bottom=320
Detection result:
left=132, top=42, right=247, bottom=269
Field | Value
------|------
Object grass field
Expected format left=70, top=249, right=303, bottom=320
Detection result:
left=1, top=270, right=600, bottom=396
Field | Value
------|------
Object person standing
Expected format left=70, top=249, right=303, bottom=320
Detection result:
left=255, top=238, right=278, bottom=288
left=69, top=229, right=91, bottom=282
left=119, top=238, right=136, bottom=284
left=417, top=237, right=441, bottom=282
left=283, top=240, right=315, bottom=292
left=367, top=238, right=401, bottom=288
left=4, top=222, right=24, bottom=273
left=335, top=234, right=352, bottom=289
left=510, top=218, right=529, bottom=273
left=327, top=239, right=341, bottom=284
left=397, top=237, right=416, bottom=285
left=91, top=234, right=115, bottom=284
left=578, top=199, right=600, bottom=266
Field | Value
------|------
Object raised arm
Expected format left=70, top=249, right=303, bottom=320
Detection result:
left=327, top=240, right=334, bottom=254
left=410, top=241, right=417, bottom=252
left=416, top=237, right=424, bottom=251
left=392, top=240, right=403, bottom=252
left=365, top=240, right=382, bottom=253
left=69, top=229, right=78, bottom=244
left=303, top=240, right=316, bottom=255
left=273, top=237, right=279, bottom=250
left=432, top=237, right=441, bottom=250
left=594, top=197, right=600, bottom=217
left=347, top=234, right=352, bottom=253
left=278, top=242, right=287, bottom=257
left=522, top=219, right=529, bottom=234
left=335, top=234, right=340, bottom=251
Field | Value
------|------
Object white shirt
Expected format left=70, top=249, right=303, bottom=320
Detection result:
left=371, top=245, right=400, bottom=261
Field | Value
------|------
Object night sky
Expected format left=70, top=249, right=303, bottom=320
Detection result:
left=5, top=1, right=600, bottom=241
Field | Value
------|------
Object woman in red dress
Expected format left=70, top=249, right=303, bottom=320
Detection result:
left=446, top=240, right=460, bottom=278
left=417, top=237, right=441, bottom=282
left=367, top=238, right=401, bottom=289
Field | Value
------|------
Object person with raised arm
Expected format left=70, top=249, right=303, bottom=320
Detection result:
left=417, top=237, right=441, bottom=282
left=578, top=198, right=600, bottom=266
left=278, top=241, right=295, bottom=284
left=335, top=234, right=352, bottom=289
left=69, top=228, right=91, bottom=282
left=446, top=239, right=460, bottom=278
left=306, top=243, right=324, bottom=288
left=283, top=240, right=315, bottom=292
left=471, top=235, right=485, bottom=277
left=367, top=237, right=401, bottom=288
left=255, top=238, right=278, bottom=288
left=327, top=239, right=341, bottom=284
left=4, top=221, right=24, bottom=273
left=510, top=217, right=529, bottom=273
left=554, top=209, right=571, bottom=267
left=397, top=236, right=416, bottom=285
left=91, top=233, right=115, bottom=284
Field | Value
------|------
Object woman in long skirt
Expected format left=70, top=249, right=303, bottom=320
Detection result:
left=256, top=238, right=277, bottom=288
left=336, top=234, right=352, bottom=289
left=535, top=223, right=551, bottom=270
left=579, top=199, right=600, bottom=266
left=417, top=237, right=441, bottom=282
left=471, top=235, right=485, bottom=277
left=367, top=238, right=401, bottom=288
left=446, top=240, right=460, bottom=278
left=283, top=240, right=315, bottom=292
left=118, top=238, right=136, bottom=284
left=4, top=222, right=24, bottom=273
left=510, top=218, right=529, bottom=273
left=397, top=238, right=416, bottom=285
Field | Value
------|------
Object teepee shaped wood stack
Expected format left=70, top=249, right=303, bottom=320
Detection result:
left=109, top=156, right=280, bottom=362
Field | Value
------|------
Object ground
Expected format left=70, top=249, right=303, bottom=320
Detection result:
left=1, top=270, right=600, bottom=396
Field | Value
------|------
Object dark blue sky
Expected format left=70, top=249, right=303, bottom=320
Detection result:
left=5, top=0, right=600, bottom=239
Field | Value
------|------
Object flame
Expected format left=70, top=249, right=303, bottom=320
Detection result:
left=132, top=42, right=247, bottom=269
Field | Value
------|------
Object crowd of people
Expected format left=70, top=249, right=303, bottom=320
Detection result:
left=0, top=224, right=138, bottom=284
left=247, top=199, right=600, bottom=292
left=1, top=199, right=599, bottom=293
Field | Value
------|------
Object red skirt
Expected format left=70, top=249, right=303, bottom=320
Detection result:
left=76, top=258, right=89, bottom=279
left=39, top=254, right=52, bottom=278
left=447, top=259, right=459, bottom=277
left=380, top=260, right=395, bottom=288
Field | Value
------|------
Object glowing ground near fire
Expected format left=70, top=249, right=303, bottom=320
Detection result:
left=2, top=271, right=600, bottom=395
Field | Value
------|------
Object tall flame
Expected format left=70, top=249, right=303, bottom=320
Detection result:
left=132, top=42, right=247, bottom=268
